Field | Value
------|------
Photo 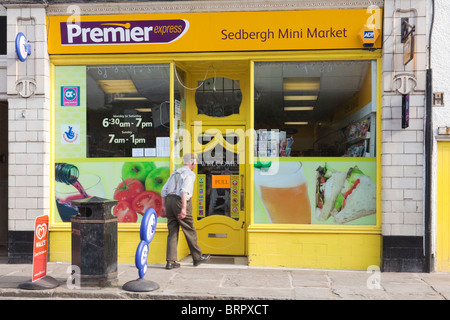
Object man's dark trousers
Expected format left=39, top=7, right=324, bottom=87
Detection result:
left=165, top=194, right=202, bottom=262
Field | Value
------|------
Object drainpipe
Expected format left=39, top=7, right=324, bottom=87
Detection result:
left=424, top=0, right=435, bottom=273
left=425, top=69, right=432, bottom=272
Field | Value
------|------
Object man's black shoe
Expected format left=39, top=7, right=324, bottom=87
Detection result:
left=165, top=261, right=180, bottom=270
left=193, top=254, right=211, bottom=266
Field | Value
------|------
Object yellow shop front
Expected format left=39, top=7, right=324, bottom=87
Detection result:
left=48, top=8, right=383, bottom=270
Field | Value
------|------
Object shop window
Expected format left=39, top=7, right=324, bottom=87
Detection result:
left=254, top=61, right=375, bottom=158
left=253, top=61, right=378, bottom=226
left=86, top=64, right=170, bottom=158
left=195, top=77, right=242, bottom=117
left=53, top=64, right=173, bottom=224
left=173, top=67, right=187, bottom=165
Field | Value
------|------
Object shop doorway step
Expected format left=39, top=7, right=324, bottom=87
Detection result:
left=179, top=255, right=247, bottom=267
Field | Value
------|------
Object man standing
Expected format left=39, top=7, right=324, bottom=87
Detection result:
left=161, top=153, right=210, bottom=269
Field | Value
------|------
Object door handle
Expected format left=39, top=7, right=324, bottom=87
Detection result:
left=240, top=174, right=244, bottom=211
left=0, top=154, right=5, bottom=163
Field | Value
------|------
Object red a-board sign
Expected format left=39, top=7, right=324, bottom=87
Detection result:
left=32, top=215, right=49, bottom=282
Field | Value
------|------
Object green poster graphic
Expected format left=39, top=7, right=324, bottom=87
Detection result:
left=54, top=159, right=170, bottom=223
left=54, top=66, right=87, bottom=159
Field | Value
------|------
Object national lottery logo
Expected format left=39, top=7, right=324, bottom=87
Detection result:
left=61, top=124, right=80, bottom=144
left=61, top=86, right=80, bottom=106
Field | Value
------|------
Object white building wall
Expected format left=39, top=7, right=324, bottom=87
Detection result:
left=5, top=4, right=50, bottom=235
left=381, top=0, right=428, bottom=238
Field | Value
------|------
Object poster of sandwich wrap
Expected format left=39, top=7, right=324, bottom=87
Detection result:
left=254, top=158, right=377, bottom=225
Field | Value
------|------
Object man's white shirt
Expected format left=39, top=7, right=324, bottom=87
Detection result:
left=161, top=166, right=196, bottom=200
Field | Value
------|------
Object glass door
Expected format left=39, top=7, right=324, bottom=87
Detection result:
left=192, top=125, right=246, bottom=255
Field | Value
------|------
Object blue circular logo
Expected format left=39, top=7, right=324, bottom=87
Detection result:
left=134, top=208, right=158, bottom=279
left=140, top=208, right=157, bottom=243
left=15, top=32, right=31, bottom=62
left=135, top=241, right=149, bottom=270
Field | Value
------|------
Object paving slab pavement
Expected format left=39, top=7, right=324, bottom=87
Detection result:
left=0, top=256, right=449, bottom=301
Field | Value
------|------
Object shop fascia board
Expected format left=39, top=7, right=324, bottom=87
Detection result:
left=49, top=50, right=383, bottom=66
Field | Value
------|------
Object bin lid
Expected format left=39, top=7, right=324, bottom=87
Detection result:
left=71, top=196, right=118, bottom=207
left=71, top=196, right=119, bottom=220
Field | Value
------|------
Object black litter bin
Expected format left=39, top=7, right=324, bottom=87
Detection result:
left=70, top=196, right=118, bottom=287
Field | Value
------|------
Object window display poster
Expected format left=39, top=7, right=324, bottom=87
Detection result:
left=254, top=158, right=377, bottom=225
left=55, top=65, right=171, bottom=159
left=55, top=66, right=87, bottom=159
left=54, top=159, right=169, bottom=224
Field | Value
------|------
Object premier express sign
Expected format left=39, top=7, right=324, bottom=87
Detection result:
left=48, top=9, right=382, bottom=54
left=61, top=20, right=188, bottom=45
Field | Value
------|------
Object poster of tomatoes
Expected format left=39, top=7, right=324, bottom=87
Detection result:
left=54, top=159, right=170, bottom=223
